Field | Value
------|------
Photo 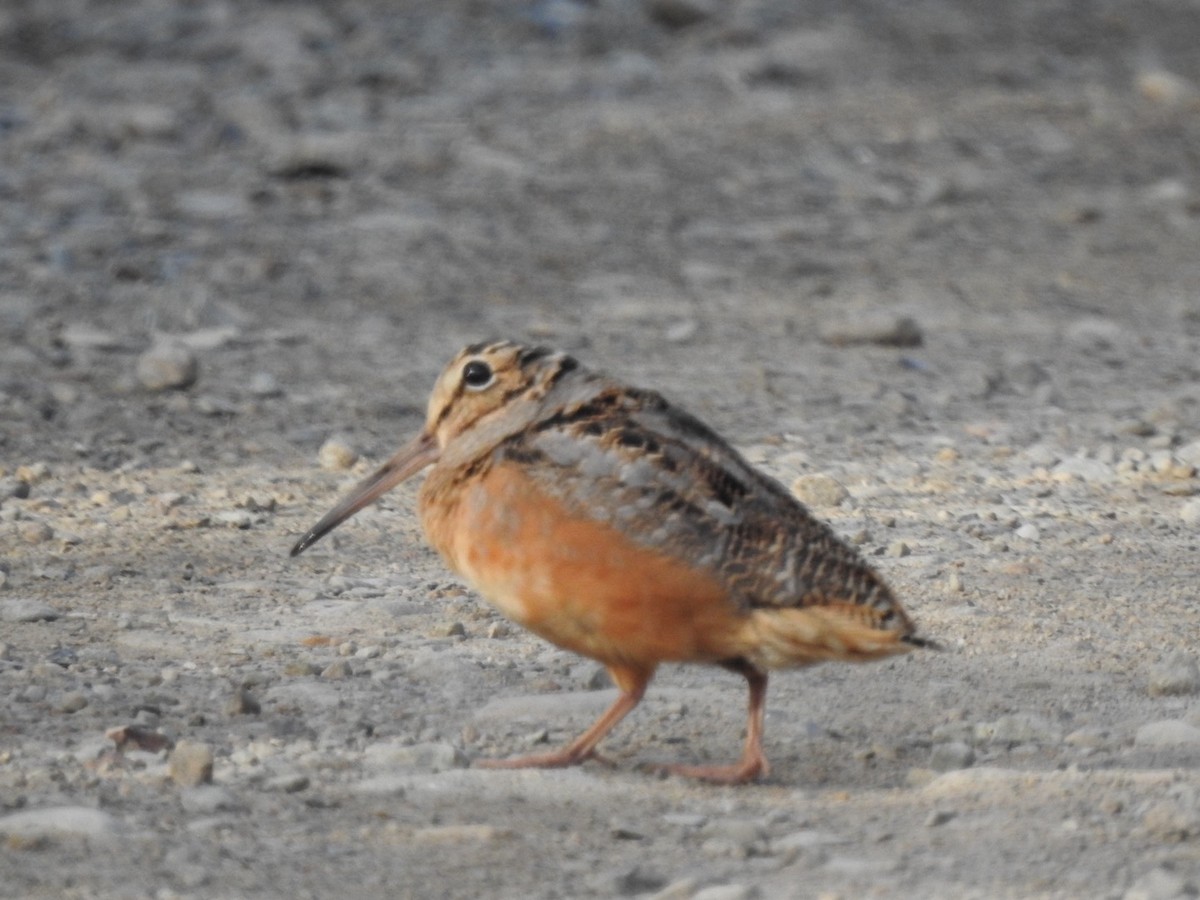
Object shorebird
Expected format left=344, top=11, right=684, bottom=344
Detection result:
left=292, top=340, right=930, bottom=783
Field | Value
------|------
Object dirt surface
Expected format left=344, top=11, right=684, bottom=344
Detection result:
left=3, top=2, right=1200, bottom=898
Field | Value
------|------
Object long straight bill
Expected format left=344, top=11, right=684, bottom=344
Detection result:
left=290, top=431, right=439, bottom=556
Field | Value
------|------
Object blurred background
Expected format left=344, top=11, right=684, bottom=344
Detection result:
left=1, top=0, right=1198, bottom=470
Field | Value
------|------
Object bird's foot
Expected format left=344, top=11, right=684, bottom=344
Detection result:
left=653, top=754, right=768, bottom=785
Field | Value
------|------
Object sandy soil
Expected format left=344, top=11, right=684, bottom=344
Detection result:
left=3, top=2, right=1200, bottom=898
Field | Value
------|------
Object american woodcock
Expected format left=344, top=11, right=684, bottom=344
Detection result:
left=292, top=340, right=931, bottom=784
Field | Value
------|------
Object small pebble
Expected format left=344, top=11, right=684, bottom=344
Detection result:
left=55, top=691, right=88, bottom=714
left=248, top=372, right=282, bottom=397
left=318, top=436, right=358, bottom=471
left=430, top=621, right=466, bottom=638
left=214, top=510, right=252, bottom=529
left=791, top=473, right=849, bottom=508
left=1014, top=523, right=1040, bottom=542
left=137, top=342, right=199, bottom=391
left=226, top=687, right=261, bottom=716
left=169, top=741, right=215, bottom=786
left=264, top=773, right=310, bottom=793
left=47, top=647, right=78, bottom=668
left=885, top=540, right=911, bottom=558
left=321, top=659, right=353, bottom=679
left=1180, top=499, right=1200, bottom=526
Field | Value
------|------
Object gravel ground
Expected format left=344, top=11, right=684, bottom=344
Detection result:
left=3, top=2, right=1200, bottom=898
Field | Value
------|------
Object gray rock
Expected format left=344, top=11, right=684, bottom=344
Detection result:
left=0, top=599, right=61, bottom=623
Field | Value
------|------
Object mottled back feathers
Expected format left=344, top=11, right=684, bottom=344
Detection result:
left=427, top=342, right=914, bottom=640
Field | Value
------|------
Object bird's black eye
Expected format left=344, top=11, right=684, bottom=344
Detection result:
left=462, top=360, right=494, bottom=390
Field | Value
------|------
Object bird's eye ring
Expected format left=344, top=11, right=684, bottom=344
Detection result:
left=462, top=360, right=494, bottom=390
